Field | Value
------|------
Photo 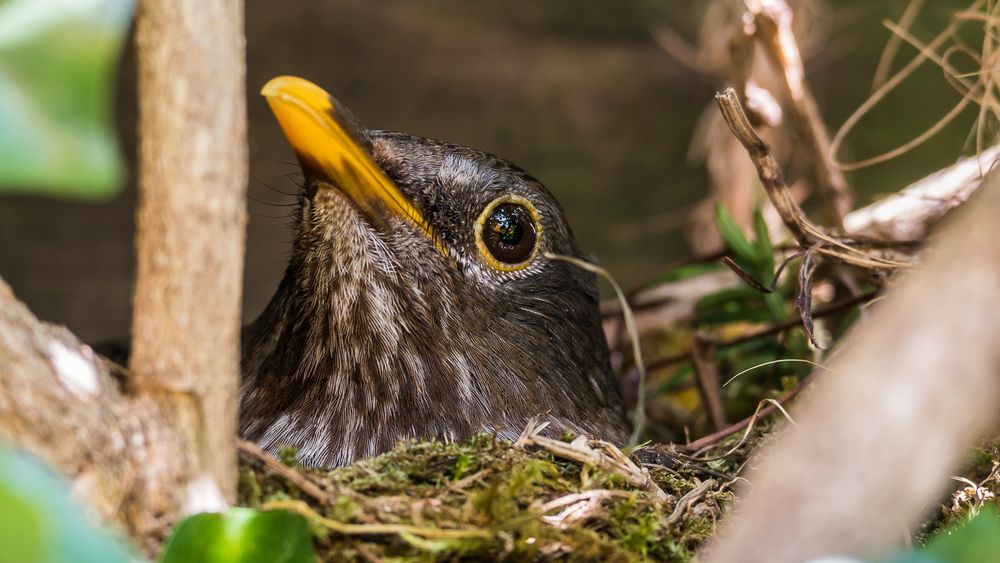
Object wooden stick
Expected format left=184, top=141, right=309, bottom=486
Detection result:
left=131, top=0, right=248, bottom=502
left=745, top=0, right=854, bottom=224
left=691, top=333, right=727, bottom=432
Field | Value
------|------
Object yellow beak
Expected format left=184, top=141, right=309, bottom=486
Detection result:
left=261, top=76, right=444, bottom=254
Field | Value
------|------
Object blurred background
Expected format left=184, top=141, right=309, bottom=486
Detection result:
left=0, top=0, right=980, bottom=343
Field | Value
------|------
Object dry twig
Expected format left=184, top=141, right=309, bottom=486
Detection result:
left=643, top=289, right=879, bottom=372
left=515, top=420, right=669, bottom=501
left=237, top=439, right=333, bottom=506
left=715, top=88, right=911, bottom=270
left=743, top=0, right=853, bottom=223
left=691, top=333, right=727, bottom=432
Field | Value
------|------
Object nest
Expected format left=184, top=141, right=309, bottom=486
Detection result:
left=236, top=422, right=764, bottom=562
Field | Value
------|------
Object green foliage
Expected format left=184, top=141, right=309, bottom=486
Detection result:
left=160, top=508, right=315, bottom=563
left=882, top=507, right=1000, bottom=563
left=701, top=206, right=811, bottom=382
left=0, top=447, right=132, bottom=563
left=0, top=0, right=133, bottom=198
left=713, top=204, right=758, bottom=269
left=644, top=204, right=860, bottom=430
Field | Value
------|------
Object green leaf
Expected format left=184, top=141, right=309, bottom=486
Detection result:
left=656, top=261, right=725, bottom=283
left=695, top=286, right=766, bottom=310
left=0, top=0, right=134, bottom=198
left=752, top=209, right=775, bottom=278
left=161, top=508, right=316, bottom=563
left=714, top=204, right=757, bottom=266
left=0, top=447, right=133, bottom=563
left=881, top=507, right=1000, bottom=563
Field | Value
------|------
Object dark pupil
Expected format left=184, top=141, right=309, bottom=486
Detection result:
left=484, top=203, right=536, bottom=265
left=492, top=212, right=522, bottom=245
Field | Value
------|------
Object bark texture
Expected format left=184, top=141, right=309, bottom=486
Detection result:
left=705, top=173, right=1000, bottom=562
left=0, top=281, right=192, bottom=552
left=132, top=0, right=248, bottom=501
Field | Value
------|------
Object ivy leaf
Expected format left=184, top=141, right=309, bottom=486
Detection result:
left=161, top=508, right=315, bottom=563
left=0, top=0, right=134, bottom=198
left=0, top=447, right=133, bottom=563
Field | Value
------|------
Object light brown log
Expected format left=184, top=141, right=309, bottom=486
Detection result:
left=131, top=0, right=247, bottom=501
left=704, top=173, right=1000, bottom=562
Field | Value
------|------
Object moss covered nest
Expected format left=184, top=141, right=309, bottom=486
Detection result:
left=236, top=424, right=759, bottom=562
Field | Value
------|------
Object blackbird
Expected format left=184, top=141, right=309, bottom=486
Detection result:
left=239, top=76, right=629, bottom=467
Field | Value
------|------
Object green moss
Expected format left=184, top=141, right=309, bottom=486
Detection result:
left=237, top=434, right=744, bottom=561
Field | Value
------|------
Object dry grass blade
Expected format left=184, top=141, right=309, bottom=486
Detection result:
left=873, top=0, right=927, bottom=90
left=722, top=358, right=830, bottom=388
left=832, top=0, right=1000, bottom=171
left=688, top=396, right=797, bottom=463
left=665, top=478, right=718, bottom=526
left=264, top=499, right=493, bottom=540
left=515, top=419, right=669, bottom=501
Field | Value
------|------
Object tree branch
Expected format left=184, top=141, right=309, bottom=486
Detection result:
left=0, top=279, right=193, bottom=553
left=131, top=0, right=248, bottom=502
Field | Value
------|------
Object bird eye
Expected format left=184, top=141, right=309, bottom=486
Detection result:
left=475, top=195, right=541, bottom=271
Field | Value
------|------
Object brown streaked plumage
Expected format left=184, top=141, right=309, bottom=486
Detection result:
left=238, top=77, right=629, bottom=467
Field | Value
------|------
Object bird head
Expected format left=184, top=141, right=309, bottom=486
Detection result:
left=243, top=76, right=627, bottom=466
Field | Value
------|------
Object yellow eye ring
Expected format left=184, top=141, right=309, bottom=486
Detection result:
left=474, top=194, right=542, bottom=272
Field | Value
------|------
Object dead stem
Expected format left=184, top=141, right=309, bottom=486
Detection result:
left=515, top=420, right=669, bottom=501
left=691, top=333, right=727, bottom=432
left=715, top=88, right=911, bottom=270
left=643, top=289, right=879, bottom=372
left=264, top=499, right=493, bottom=540
left=744, top=0, right=854, bottom=223
left=237, top=439, right=334, bottom=506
